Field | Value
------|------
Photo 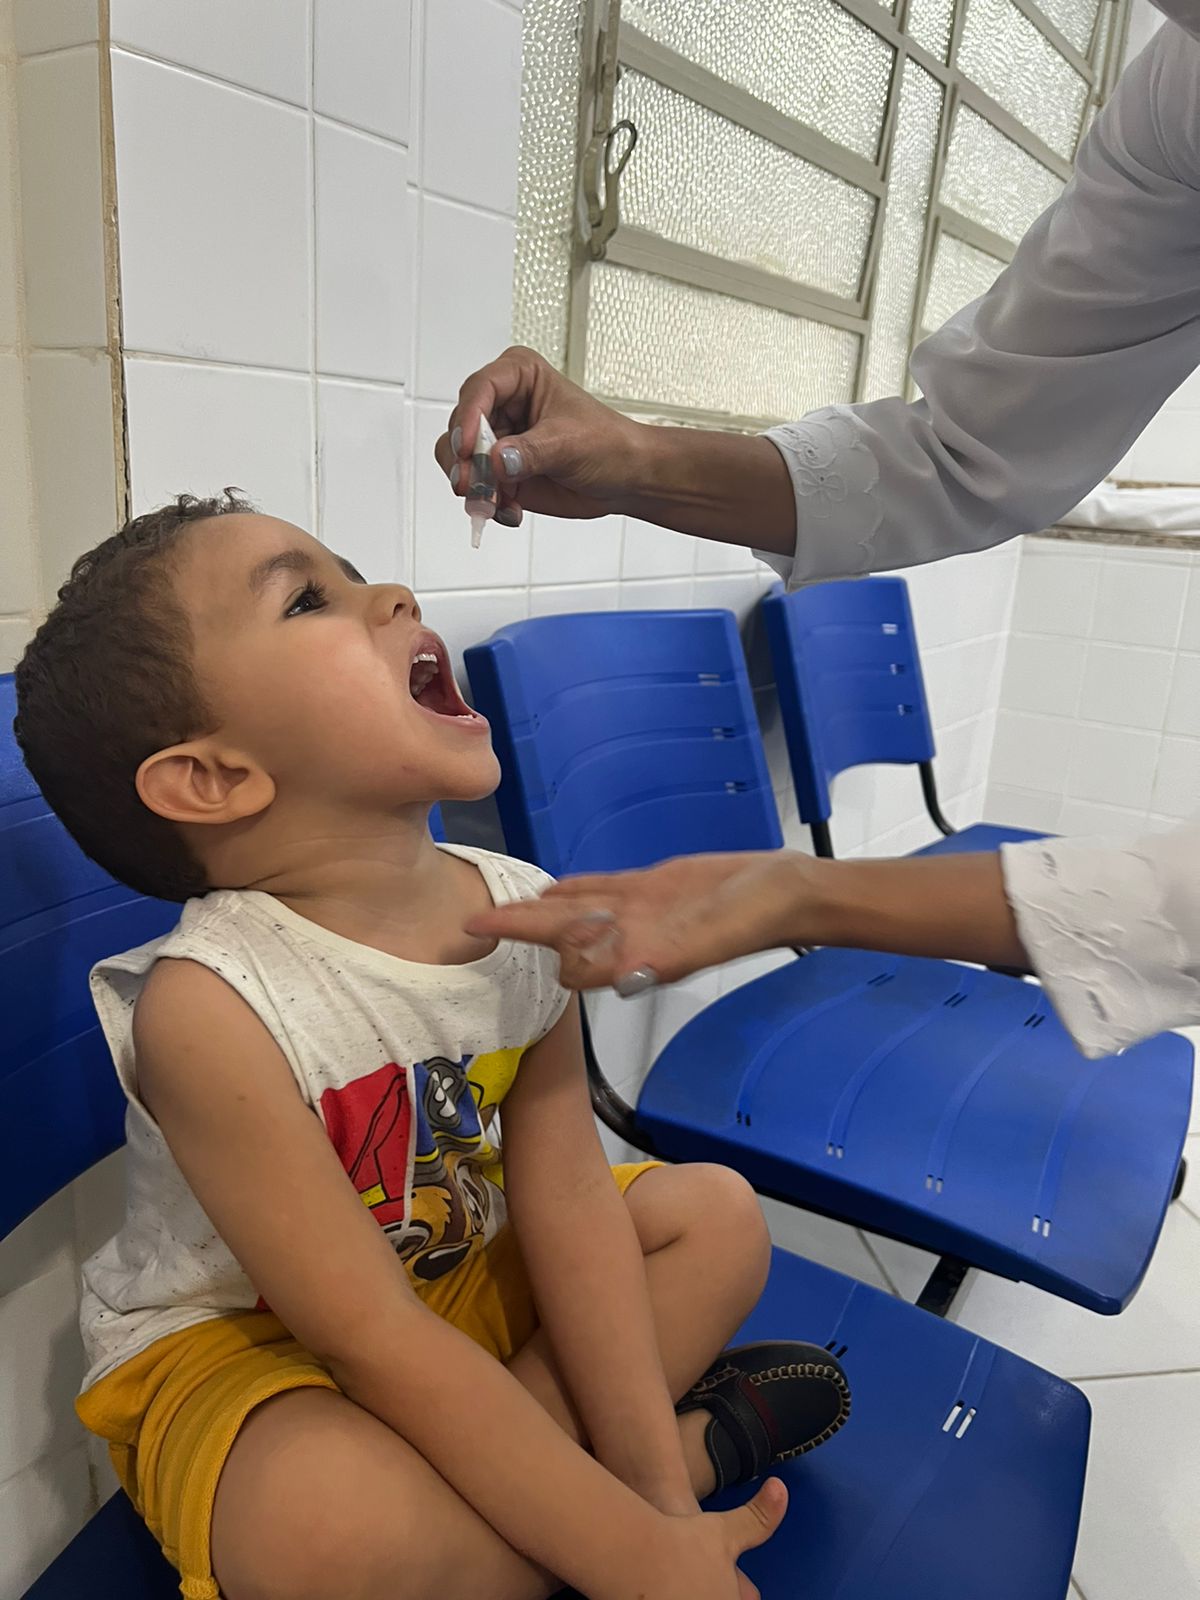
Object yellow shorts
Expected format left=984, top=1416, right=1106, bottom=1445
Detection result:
left=76, top=1162, right=660, bottom=1600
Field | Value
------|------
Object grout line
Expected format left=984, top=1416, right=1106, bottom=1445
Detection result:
left=1071, top=1367, right=1200, bottom=1384
left=857, top=1230, right=904, bottom=1297
left=109, top=41, right=309, bottom=114
left=312, top=109, right=409, bottom=153
left=418, top=184, right=518, bottom=227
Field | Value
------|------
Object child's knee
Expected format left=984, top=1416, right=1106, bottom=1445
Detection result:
left=686, top=1163, right=771, bottom=1285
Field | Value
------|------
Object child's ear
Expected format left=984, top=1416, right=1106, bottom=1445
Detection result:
left=136, top=741, right=275, bottom=827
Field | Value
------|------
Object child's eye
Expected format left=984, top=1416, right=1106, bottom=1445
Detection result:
left=285, top=581, right=328, bottom=617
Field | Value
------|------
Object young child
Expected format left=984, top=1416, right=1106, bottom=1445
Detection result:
left=14, top=493, right=849, bottom=1600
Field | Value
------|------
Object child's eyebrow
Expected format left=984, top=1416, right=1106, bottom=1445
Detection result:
left=247, top=549, right=365, bottom=595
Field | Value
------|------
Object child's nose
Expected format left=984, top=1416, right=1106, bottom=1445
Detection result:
left=371, top=584, right=420, bottom=625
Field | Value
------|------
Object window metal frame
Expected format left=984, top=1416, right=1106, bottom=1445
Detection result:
left=559, top=0, right=1130, bottom=427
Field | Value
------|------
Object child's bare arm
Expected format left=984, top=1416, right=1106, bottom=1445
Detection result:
left=133, top=958, right=669, bottom=1597
left=501, top=996, right=698, bottom=1514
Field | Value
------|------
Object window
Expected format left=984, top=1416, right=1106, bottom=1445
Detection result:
left=513, top=0, right=1130, bottom=429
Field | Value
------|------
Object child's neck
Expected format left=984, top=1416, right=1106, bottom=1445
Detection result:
left=242, top=821, right=498, bottom=967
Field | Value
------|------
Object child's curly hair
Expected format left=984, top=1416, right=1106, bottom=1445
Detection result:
left=14, top=490, right=253, bottom=903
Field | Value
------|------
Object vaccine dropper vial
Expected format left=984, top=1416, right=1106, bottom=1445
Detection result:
left=466, top=414, right=498, bottom=549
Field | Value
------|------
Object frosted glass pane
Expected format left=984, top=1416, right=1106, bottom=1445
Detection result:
left=862, top=63, right=943, bottom=401
left=958, top=0, right=1089, bottom=160
left=615, top=71, right=876, bottom=297
left=1035, top=0, right=1101, bottom=53
left=623, top=0, right=894, bottom=159
left=922, top=234, right=1006, bottom=333
left=585, top=262, right=860, bottom=421
left=940, top=106, right=1064, bottom=245
left=906, top=0, right=954, bottom=61
left=512, top=0, right=581, bottom=366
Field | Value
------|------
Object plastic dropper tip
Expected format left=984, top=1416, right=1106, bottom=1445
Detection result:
left=470, top=512, right=487, bottom=549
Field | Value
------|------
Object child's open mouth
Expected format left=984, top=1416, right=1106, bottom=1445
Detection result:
left=408, top=635, right=487, bottom=729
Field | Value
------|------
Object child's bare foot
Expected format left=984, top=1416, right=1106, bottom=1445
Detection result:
left=676, top=1341, right=851, bottom=1493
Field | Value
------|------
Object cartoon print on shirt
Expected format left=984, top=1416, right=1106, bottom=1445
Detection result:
left=319, top=1047, right=526, bottom=1284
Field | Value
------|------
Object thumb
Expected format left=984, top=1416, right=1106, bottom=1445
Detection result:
left=723, top=1478, right=788, bottom=1558
left=492, top=418, right=577, bottom=486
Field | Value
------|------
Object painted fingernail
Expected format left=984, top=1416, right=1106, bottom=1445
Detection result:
left=451, top=425, right=463, bottom=456
left=495, top=505, right=523, bottom=527
left=449, top=462, right=461, bottom=490
left=615, top=966, right=660, bottom=999
left=500, top=446, right=523, bottom=478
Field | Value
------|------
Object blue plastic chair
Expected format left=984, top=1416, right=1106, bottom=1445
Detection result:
left=2, top=673, right=1091, bottom=1598
left=466, top=614, right=1193, bottom=1317
left=761, top=576, right=1047, bottom=860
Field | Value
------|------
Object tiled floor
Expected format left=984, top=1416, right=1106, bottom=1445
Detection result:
left=762, top=1035, right=1200, bottom=1600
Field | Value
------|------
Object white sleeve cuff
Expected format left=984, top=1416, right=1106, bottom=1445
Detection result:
left=1001, top=832, right=1200, bottom=1058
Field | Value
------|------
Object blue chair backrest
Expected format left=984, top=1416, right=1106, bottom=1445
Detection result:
left=762, top=578, right=937, bottom=825
left=465, top=610, right=783, bottom=877
left=0, top=673, right=180, bottom=1241
left=428, top=804, right=445, bottom=842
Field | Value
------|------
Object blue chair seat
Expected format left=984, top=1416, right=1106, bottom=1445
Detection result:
left=639, top=947, right=1193, bottom=1314
left=27, top=1247, right=1089, bottom=1600
left=913, top=823, right=1047, bottom=857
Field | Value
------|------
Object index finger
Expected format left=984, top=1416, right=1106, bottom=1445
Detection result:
left=464, top=897, right=611, bottom=946
left=446, top=346, right=540, bottom=461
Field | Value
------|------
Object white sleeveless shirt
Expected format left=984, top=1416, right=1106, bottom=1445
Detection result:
left=78, top=845, right=569, bottom=1391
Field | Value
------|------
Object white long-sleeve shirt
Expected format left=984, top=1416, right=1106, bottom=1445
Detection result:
left=763, top=2, right=1200, bottom=1057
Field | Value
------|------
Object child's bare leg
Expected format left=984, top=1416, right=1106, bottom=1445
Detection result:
left=211, top=1387, right=560, bottom=1600
left=506, top=1162, right=772, bottom=1500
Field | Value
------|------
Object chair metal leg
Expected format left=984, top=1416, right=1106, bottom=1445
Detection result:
left=916, top=1255, right=971, bottom=1318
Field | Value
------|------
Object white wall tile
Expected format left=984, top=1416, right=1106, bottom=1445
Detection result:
left=109, top=0, right=309, bottom=105
left=0, top=1442, right=92, bottom=1599
left=692, top=572, right=764, bottom=624
left=695, top=536, right=760, bottom=575
left=422, top=0, right=521, bottom=214
left=314, top=0, right=411, bottom=144
left=112, top=51, right=310, bottom=368
left=619, top=575, right=694, bottom=611
left=315, top=121, right=409, bottom=383
left=1152, top=736, right=1200, bottom=821
left=528, top=582, right=620, bottom=618
left=529, top=510, right=622, bottom=586
left=13, top=0, right=98, bottom=56
left=28, top=349, right=120, bottom=595
left=1092, top=555, right=1188, bottom=649
left=0, top=1190, right=74, bottom=1301
left=415, top=197, right=514, bottom=402
left=620, top=515, right=697, bottom=581
left=317, top=380, right=409, bottom=583
left=984, top=784, right=1063, bottom=832
left=0, top=618, right=34, bottom=672
left=124, top=357, right=314, bottom=527
left=0, top=1259, right=86, bottom=1482
left=0, top=354, right=36, bottom=613
left=420, top=585, right=528, bottom=690
left=1057, top=797, right=1148, bottom=835
left=1010, top=545, right=1100, bottom=636
left=411, top=402, right=528, bottom=589
left=0, top=58, right=20, bottom=347
left=17, top=46, right=107, bottom=346
left=989, top=710, right=1074, bottom=794
left=1165, top=653, right=1200, bottom=738
left=923, top=636, right=1003, bottom=729
left=1068, top=723, right=1160, bottom=810
left=1181, top=567, right=1200, bottom=653
left=1078, top=643, right=1173, bottom=731
left=999, top=633, right=1086, bottom=718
